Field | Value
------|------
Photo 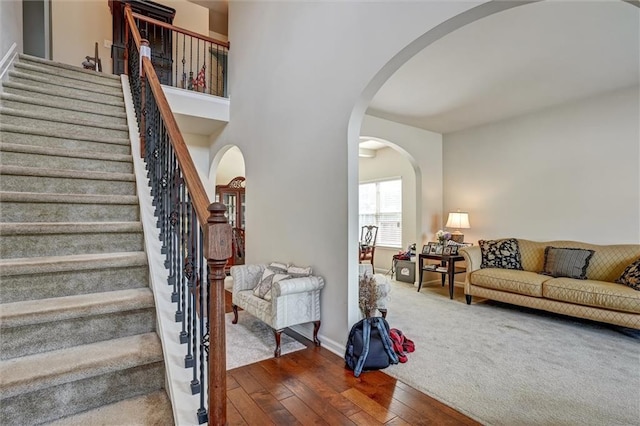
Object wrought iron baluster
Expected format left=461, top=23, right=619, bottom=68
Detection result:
left=197, top=233, right=207, bottom=423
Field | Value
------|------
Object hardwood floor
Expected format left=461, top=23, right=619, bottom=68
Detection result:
left=224, top=291, right=480, bottom=425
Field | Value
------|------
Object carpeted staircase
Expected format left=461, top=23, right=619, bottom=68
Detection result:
left=0, top=54, right=174, bottom=425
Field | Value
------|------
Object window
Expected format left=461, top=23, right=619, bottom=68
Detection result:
left=359, top=179, right=402, bottom=247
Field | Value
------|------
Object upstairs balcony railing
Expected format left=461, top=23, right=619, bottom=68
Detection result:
left=124, top=5, right=230, bottom=425
left=129, top=10, right=229, bottom=97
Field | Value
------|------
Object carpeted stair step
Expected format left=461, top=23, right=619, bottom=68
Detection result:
left=0, top=108, right=129, bottom=140
left=2, top=81, right=125, bottom=115
left=0, top=165, right=136, bottom=195
left=1, top=93, right=127, bottom=126
left=0, top=143, right=133, bottom=174
left=0, top=333, right=165, bottom=425
left=0, top=124, right=131, bottom=155
left=18, top=54, right=121, bottom=82
left=0, top=222, right=143, bottom=259
left=0, top=251, right=149, bottom=303
left=14, top=58, right=123, bottom=88
left=46, top=390, right=174, bottom=426
left=0, top=192, right=140, bottom=223
left=0, top=288, right=156, bottom=360
left=7, top=70, right=124, bottom=98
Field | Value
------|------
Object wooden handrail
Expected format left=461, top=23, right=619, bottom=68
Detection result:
left=131, top=11, right=230, bottom=48
left=142, top=57, right=211, bottom=226
left=124, top=6, right=142, bottom=49
left=124, top=5, right=229, bottom=424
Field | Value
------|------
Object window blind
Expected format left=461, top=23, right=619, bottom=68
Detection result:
left=359, top=179, right=402, bottom=247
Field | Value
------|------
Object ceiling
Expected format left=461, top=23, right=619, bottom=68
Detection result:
left=366, top=0, right=639, bottom=135
left=189, top=1, right=639, bottom=139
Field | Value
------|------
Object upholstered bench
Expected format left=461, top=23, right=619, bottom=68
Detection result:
left=230, top=263, right=325, bottom=357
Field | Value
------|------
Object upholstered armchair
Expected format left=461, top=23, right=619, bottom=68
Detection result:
left=359, top=263, right=391, bottom=318
left=230, top=264, right=325, bottom=357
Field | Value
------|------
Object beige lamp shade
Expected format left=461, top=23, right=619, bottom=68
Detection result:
left=445, top=211, right=470, bottom=243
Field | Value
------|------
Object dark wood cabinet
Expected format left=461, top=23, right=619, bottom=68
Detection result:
left=216, top=177, right=246, bottom=271
left=109, top=0, right=175, bottom=84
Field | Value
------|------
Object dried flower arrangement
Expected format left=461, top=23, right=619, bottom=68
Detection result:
left=359, top=273, right=381, bottom=318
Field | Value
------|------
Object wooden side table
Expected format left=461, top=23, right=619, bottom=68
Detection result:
left=418, top=253, right=466, bottom=299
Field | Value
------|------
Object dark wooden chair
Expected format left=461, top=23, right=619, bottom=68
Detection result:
left=359, top=225, right=379, bottom=266
left=232, top=227, right=245, bottom=266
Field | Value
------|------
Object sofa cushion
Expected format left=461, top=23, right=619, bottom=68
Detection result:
left=253, top=267, right=291, bottom=301
left=543, top=278, right=640, bottom=314
left=541, top=247, right=595, bottom=280
left=479, top=238, right=523, bottom=270
left=470, top=268, right=547, bottom=297
left=616, top=258, right=640, bottom=291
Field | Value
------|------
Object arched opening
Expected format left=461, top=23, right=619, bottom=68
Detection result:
left=348, top=0, right=638, bottom=332
left=210, top=145, right=246, bottom=271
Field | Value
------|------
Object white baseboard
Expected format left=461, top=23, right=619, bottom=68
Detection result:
left=289, top=324, right=344, bottom=358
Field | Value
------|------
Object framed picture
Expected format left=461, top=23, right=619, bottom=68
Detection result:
left=449, top=245, right=459, bottom=255
left=435, top=244, right=444, bottom=255
left=443, top=246, right=452, bottom=255
left=429, top=243, right=438, bottom=254
left=422, top=244, right=430, bottom=254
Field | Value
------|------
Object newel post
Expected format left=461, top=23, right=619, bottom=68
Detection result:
left=139, top=38, right=150, bottom=158
left=205, top=202, right=231, bottom=425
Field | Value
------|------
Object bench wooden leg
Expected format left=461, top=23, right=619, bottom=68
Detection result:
left=232, top=304, right=238, bottom=324
left=313, top=321, right=321, bottom=346
left=274, top=329, right=282, bottom=357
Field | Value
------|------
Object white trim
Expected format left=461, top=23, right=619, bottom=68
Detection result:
left=0, top=43, right=19, bottom=83
left=121, top=75, right=201, bottom=426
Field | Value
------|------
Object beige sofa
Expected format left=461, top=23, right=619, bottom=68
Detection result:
left=459, top=240, right=640, bottom=329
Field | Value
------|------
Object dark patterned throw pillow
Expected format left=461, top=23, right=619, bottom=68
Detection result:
left=616, top=258, right=640, bottom=291
left=479, top=238, right=524, bottom=270
left=540, top=247, right=595, bottom=280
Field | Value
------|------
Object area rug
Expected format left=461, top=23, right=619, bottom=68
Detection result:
left=383, top=280, right=640, bottom=426
left=226, top=311, right=306, bottom=370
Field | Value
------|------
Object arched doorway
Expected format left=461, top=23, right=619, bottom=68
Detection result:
left=210, top=146, right=246, bottom=271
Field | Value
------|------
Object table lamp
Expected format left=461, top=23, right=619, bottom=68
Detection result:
left=445, top=210, right=470, bottom=243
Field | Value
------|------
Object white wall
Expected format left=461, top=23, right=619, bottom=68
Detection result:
left=221, top=1, right=485, bottom=353
left=0, top=0, right=23, bottom=59
left=444, top=87, right=640, bottom=245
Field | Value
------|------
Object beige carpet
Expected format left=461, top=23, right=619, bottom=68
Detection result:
left=383, top=279, right=640, bottom=426
left=226, top=311, right=306, bottom=370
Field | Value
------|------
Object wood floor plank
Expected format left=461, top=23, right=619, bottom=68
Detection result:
left=231, top=368, right=265, bottom=395
left=227, top=374, right=240, bottom=390
left=227, top=387, right=275, bottom=425
left=246, top=362, right=295, bottom=400
left=226, top=397, right=249, bottom=426
left=390, top=385, right=476, bottom=426
left=349, top=409, right=385, bottom=425
left=342, top=388, right=397, bottom=424
left=279, top=395, right=326, bottom=425
left=384, top=396, right=434, bottom=426
left=280, top=373, right=357, bottom=426
left=394, top=381, right=479, bottom=425
left=385, top=416, right=413, bottom=426
left=249, top=389, right=301, bottom=425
